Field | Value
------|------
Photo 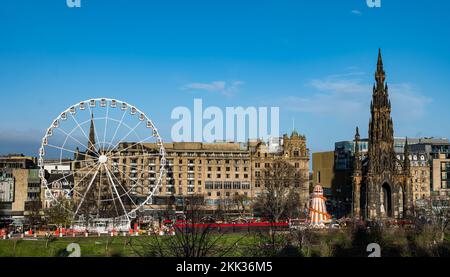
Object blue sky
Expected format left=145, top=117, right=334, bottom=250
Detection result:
left=1, top=0, right=450, bottom=156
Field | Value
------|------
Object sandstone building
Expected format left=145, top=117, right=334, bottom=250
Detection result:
left=109, top=132, right=310, bottom=214
left=71, top=116, right=310, bottom=216
left=0, top=155, right=41, bottom=226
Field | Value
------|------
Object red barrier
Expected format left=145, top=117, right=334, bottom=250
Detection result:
left=174, top=222, right=289, bottom=229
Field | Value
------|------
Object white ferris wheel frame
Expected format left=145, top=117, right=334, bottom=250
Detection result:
left=38, top=98, right=167, bottom=223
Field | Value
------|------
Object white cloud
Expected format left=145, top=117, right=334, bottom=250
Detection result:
left=282, top=72, right=432, bottom=121
left=183, top=81, right=226, bottom=92
left=182, top=81, right=244, bottom=96
left=310, top=77, right=368, bottom=94
left=389, top=83, right=433, bottom=119
left=284, top=94, right=364, bottom=116
left=281, top=72, right=370, bottom=118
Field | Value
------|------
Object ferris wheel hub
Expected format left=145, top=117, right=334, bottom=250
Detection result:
left=99, top=155, right=108, bottom=164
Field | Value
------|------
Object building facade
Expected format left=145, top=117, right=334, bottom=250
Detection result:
left=431, top=154, right=450, bottom=209
left=110, top=131, right=310, bottom=213
left=312, top=151, right=335, bottom=196
left=0, top=155, right=41, bottom=226
left=69, top=115, right=310, bottom=217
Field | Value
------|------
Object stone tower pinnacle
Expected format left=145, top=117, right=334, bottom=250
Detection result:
left=88, top=112, right=97, bottom=156
left=368, top=49, right=395, bottom=173
left=354, top=127, right=362, bottom=173
left=403, top=137, right=411, bottom=175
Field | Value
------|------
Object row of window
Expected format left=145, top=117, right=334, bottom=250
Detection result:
left=205, top=195, right=250, bottom=206
left=113, top=163, right=257, bottom=172
left=112, top=160, right=304, bottom=173
left=205, top=181, right=251, bottom=190
left=112, top=158, right=256, bottom=166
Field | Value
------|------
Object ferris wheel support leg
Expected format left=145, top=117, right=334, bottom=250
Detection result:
left=73, top=166, right=101, bottom=218
left=104, top=164, right=131, bottom=227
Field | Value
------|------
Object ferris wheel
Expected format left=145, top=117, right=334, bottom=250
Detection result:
left=38, top=98, right=166, bottom=230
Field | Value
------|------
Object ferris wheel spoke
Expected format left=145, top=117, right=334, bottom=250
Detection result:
left=46, top=162, right=96, bottom=188
left=71, top=165, right=100, bottom=199
left=97, top=167, right=103, bottom=216
left=107, top=135, right=155, bottom=159
left=42, top=159, right=81, bottom=166
left=71, top=156, right=100, bottom=164
left=104, top=165, right=138, bottom=208
left=57, top=117, right=100, bottom=162
left=44, top=157, right=99, bottom=167
left=112, top=161, right=147, bottom=172
left=113, top=163, right=145, bottom=184
left=104, top=164, right=131, bottom=222
left=46, top=144, right=98, bottom=160
left=101, top=115, right=148, bottom=158
left=73, top=165, right=101, bottom=217
left=88, top=104, right=103, bottom=153
left=46, top=144, right=99, bottom=160
left=109, top=173, right=142, bottom=202
left=102, top=104, right=110, bottom=152
left=105, top=120, right=144, bottom=157
left=110, top=153, right=160, bottom=160
left=113, top=165, right=145, bottom=194
left=102, top=118, right=145, bottom=155
left=69, top=112, right=101, bottom=157
left=105, top=108, right=128, bottom=154
left=55, top=127, right=93, bottom=156
left=46, top=174, right=75, bottom=192
left=104, top=166, right=121, bottom=218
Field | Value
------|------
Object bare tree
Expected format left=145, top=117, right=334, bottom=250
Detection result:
left=25, top=200, right=43, bottom=230
left=251, top=160, right=307, bottom=255
left=44, top=196, right=73, bottom=228
left=253, top=160, right=305, bottom=223
left=431, top=204, right=450, bottom=243
left=134, top=194, right=245, bottom=257
left=232, top=194, right=251, bottom=218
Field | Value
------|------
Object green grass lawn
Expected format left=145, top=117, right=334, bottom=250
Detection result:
left=1, top=231, right=448, bottom=257
left=0, top=237, right=143, bottom=257
left=0, top=234, right=253, bottom=257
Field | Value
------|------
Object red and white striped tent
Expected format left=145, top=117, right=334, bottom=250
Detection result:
left=308, top=185, right=331, bottom=228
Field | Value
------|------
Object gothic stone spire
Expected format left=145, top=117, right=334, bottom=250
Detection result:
left=368, top=49, right=395, bottom=173
left=88, top=112, right=97, bottom=156
left=376, top=48, right=385, bottom=84
left=354, top=127, right=362, bottom=173
left=404, top=137, right=411, bottom=175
